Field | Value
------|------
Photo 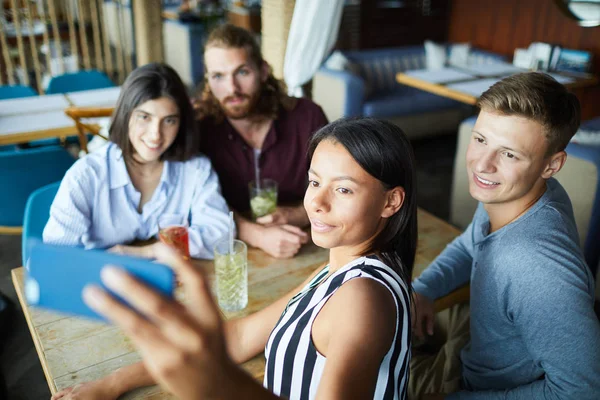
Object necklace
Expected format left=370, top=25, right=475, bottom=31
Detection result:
left=492, top=183, right=546, bottom=232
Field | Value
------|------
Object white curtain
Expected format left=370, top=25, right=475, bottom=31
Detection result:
left=283, top=0, right=345, bottom=97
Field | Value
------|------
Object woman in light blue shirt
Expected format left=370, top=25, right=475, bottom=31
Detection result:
left=43, top=63, right=231, bottom=259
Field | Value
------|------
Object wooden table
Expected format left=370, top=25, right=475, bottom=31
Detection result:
left=12, top=208, right=460, bottom=398
left=0, top=94, right=78, bottom=146
left=0, top=112, right=80, bottom=146
left=0, top=94, right=70, bottom=117
left=396, top=66, right=599, bottom=105
left=65, top=87, right=121, bottom=108
left=0, top=87, right=120, bottom=146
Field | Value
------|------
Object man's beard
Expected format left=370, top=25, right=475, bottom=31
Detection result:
left=220, top=90, right=261, bottom=120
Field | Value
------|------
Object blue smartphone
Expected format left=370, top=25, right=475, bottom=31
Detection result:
left=25, top=242, right=175, bottom=321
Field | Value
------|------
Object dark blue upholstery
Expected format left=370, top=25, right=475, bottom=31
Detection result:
left=316, top=45, right=506, bottom=120
left=363, top=88, right=462, bottom=118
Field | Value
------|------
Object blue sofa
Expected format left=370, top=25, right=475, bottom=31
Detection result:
left=312, top=45, right=506, bottom=139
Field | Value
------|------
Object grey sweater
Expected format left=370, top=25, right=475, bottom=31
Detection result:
left=413, top=178, right=600, bottom=399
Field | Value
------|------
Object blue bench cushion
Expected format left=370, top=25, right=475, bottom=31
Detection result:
left=344, top=46, right=506, bottom=98
left=582, top=117, right=600, bottom=131
left=362, top=87, right=462, bottom=118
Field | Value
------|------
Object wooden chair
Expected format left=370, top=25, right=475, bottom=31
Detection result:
left=433, top=284, right=470, bottom=312
left=64, top=106, right=114, bottom=153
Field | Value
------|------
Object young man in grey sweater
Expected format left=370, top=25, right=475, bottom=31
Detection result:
left=410, top=72, right=600, bottom=400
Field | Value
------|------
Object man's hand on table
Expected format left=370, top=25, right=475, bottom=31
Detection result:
left=256, top=205, right=309, bottom=228
left=237, top=210, right=310, bottom=259
left=257, top=224, right=309, bottom=259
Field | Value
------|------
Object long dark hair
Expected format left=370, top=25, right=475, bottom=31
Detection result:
left=109, top=62, right=199, bottom=162
left=307, top=118, right=418, bottom=287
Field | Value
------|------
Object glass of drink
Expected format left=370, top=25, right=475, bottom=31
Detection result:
left=158, top=214, right=190, bottom=260
left=248, top=178, right=278, bottom=220
left=213, top=238, right=248, bottom=312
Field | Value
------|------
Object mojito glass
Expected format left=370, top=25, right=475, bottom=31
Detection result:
left=214, top=238, right=248, bottom=312
left=249, top=178, right=278, bottom=220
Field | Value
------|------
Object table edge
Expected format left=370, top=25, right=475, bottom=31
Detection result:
left=396, top=72, right=478, bottom=105
left=11, top=267, right=58, bottom=395
left=0, top=126, right=79, bottom=146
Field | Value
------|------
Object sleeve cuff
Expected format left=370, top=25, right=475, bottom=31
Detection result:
left=412, top=279, right=439, bottom=300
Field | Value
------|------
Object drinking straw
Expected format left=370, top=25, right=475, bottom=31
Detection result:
left=229, top=211, right=234, bottom=255
left=254, top=150, right=261, bottom=190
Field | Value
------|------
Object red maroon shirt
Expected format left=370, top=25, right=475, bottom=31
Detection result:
left=198, top=98, right=328, bottom=213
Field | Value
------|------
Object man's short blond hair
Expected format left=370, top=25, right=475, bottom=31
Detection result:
left=477, top=72, right=580, bottom=157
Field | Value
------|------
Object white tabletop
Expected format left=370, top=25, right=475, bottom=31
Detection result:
left=458, top=63, right=526, bottom=77
left=0, top=110, right=74, bottom=136
left=547, top=73, right=576, bottom=85
left=404, top=68, right=475, bottom=84
left=66, top=87, right=121, bottom=108
left=446, top=78, right=502, bottom=97
left=0, top=94, right=70, bottom=117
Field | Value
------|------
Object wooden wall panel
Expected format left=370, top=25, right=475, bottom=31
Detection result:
left=448, top=0, right=600, bottom=119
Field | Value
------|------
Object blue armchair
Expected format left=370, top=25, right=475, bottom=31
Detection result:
left=0, top=85, right=37, bottom=99
left=46, top=70, right=115, bottom=94
left=0, top=146, right=74, bottom=234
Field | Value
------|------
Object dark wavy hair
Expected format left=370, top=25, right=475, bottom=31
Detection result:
left=307, top=118, right=418, bottom=288
left=195, top=23, right=296, bottom=122
left=109, top=62, right=199, bottom=162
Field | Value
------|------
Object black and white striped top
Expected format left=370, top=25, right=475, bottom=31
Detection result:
left=263, top=256, right=411, bottom=399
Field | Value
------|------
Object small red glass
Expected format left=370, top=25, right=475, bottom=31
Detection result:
left=158, top=215, right=190, bottom=260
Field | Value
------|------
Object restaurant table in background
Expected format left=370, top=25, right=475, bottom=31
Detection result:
left=0, top=112, right=78, bottom=146
left=396, top=65, right=599, bottom=105
left=0, top=94, right=76, bottom=146
left=11, top=208, right=460, bottom=398
left=0, top=87, right=121, bottom=147
left=0, top=94, right=70, bottom=117
left=65, top=87, right=121, bottom=108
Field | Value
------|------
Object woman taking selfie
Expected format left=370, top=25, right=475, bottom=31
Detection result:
left=43, top=63, right=230, bottom=259
left=54, top=118, right=418, bottom=400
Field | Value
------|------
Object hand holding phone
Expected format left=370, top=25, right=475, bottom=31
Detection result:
left=25, top=243, right=175, bottom=321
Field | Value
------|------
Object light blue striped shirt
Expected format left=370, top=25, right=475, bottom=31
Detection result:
left=43, top=142, right=231, bottom=259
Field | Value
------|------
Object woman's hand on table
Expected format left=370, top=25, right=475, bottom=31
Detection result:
left=107, top=243, right=157, bottom=259
left=81, top=243, right=241, bottom=400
